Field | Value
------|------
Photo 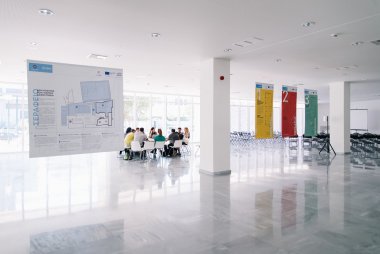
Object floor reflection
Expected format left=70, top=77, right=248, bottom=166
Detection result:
left=30, top=220, right=124, bottom=254
left=0, top=145, right=379, bottom=253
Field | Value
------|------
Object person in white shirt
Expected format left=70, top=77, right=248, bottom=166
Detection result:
left=134, top=127, right=148, bottom=147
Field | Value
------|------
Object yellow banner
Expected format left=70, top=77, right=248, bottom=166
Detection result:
left=255, top=84, right=274, bottom=139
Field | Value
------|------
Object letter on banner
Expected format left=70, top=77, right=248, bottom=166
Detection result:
left=282, top=86, right=297, bottom=137
left=304, top=89, right=318, bottom=137
left=255, top=83, right=274, bottom=139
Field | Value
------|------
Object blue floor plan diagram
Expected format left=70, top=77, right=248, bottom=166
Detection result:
left=61, top=80, right=114, bottom=128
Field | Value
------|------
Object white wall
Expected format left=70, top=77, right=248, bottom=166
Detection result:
left=317, top=99, right=380, bottom=134
left=351, top=99, right=380, bottom=133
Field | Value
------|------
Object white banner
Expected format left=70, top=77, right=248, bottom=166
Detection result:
left=27, top=60, right=124, bottom=158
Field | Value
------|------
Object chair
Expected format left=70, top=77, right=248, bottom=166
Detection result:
left=154, top=141, right=165, bottom=157
left=303, top=135, right=313, bottom=149
left=143, top=141, right=155, bottom=159
left=173, top=140, right=182, bottom=156
left=181, top=142, right=191, bottom=155
left=131, top=141, right=144, bottom=159
left=289, top=135, right=298, bottom=149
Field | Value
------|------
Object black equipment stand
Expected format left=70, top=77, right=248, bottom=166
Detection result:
left=319, top=116, right=336, bottom=155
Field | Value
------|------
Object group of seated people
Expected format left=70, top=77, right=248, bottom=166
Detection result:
left=122, top=126, right=190, bottom=160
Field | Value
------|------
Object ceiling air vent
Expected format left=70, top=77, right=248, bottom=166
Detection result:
left=88, top=54, right=108, bottom=60
left=370, top=40, right=380, bottom=46
left=232, top=37, right=264, bottom=48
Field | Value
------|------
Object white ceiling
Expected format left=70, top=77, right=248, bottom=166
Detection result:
left=0, top=0, right=380, bottom=101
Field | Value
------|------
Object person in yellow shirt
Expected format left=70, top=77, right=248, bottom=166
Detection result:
left=124, top=128, right=136, bottom=160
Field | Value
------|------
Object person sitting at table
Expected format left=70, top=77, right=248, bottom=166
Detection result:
left=119, top=127, right=132, bottom=156
left=124, top=128, right=135, bottom=160
left=154, top=128, right=166, bottom=142
left=165, top=128, right=179, bottom=156
left=134, top=127, right=148, bottom=158
left=149, top=127, right=157, bottom=139
left=134, top=127, right=148, bottom=147
left=153, top=128, right=166, bottom=156
left=178, top=127, right=184, bottom=140
left=183, top=127, right=190, bottom=145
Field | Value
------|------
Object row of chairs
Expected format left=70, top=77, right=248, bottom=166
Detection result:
left=230, top=132, right=254, bottom=146
left=230, top=132, right=313, bottom=148
left=350, top=133, right=380, bottom=158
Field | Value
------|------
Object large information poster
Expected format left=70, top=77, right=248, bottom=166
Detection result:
left=282, top=86, right=297, bottom=137
left=304, top=89, right=318, bottom=137
left=27, top=60, right=124, bottom=158
left=255, top=83, right=273, bottom=139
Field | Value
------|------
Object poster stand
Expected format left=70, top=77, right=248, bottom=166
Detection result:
left=319, top=116, right=336, bottom=155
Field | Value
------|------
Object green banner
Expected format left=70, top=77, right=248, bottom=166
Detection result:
left=304, top=89, right=318, bottom=136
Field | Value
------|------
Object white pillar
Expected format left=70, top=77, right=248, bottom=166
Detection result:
left=200, top=58, right=230, bottom=175
left=329, top=82, right=350, bottom=154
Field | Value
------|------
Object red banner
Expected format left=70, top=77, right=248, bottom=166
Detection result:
left=282, top=86, right=297, bottom=137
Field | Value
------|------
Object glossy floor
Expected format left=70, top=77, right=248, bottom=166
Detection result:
left=0, top=145, right=379, bottom=253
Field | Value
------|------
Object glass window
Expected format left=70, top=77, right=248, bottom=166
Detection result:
left=179, top=96, right=192, bottom=133
left=297, top=106, right=305, bottom=135
left=135, top=94, right=151, bottom=129
left=248, top=106, right=254, bottom=133
left=240, top=106, right=248, bottom=131
left=166, top=96, right=179, bottom=136
left=192, top=103, right=200, bottom=142
left=231, top=99, right=240, bottom=106
left=231, top=106, right=239, bottom=131
left=123, top=94, right=134, bottom=129
left=0, top=83, right=28, bottom=153
left=273, top=107, right=281, bottom=133
left=151, top=96, right=166, bottom=130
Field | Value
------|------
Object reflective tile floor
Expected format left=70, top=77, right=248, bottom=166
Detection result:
left=0, top=145, right=380, bottom=253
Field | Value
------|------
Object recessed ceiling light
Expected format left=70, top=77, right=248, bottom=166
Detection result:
left=38, top=9, right=54, bottom=16
left=302, top=21, right=316, bottom=27
left=351, top=41, right=364, bottom=46
left=224, top=48, right=232, bottom=52
left=29, top=42, right=38, bottom=50
left=151, top=33, right=161, bottom=38
left=87, top=54, right=108, bottom=60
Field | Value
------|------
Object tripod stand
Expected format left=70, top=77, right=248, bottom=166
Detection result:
left=319, top=116, right=336, bottom=155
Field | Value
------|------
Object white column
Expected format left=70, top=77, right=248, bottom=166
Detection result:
left=329, top=82, right=350, bottom=154
left=200, top=58, right=230, bottom=175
